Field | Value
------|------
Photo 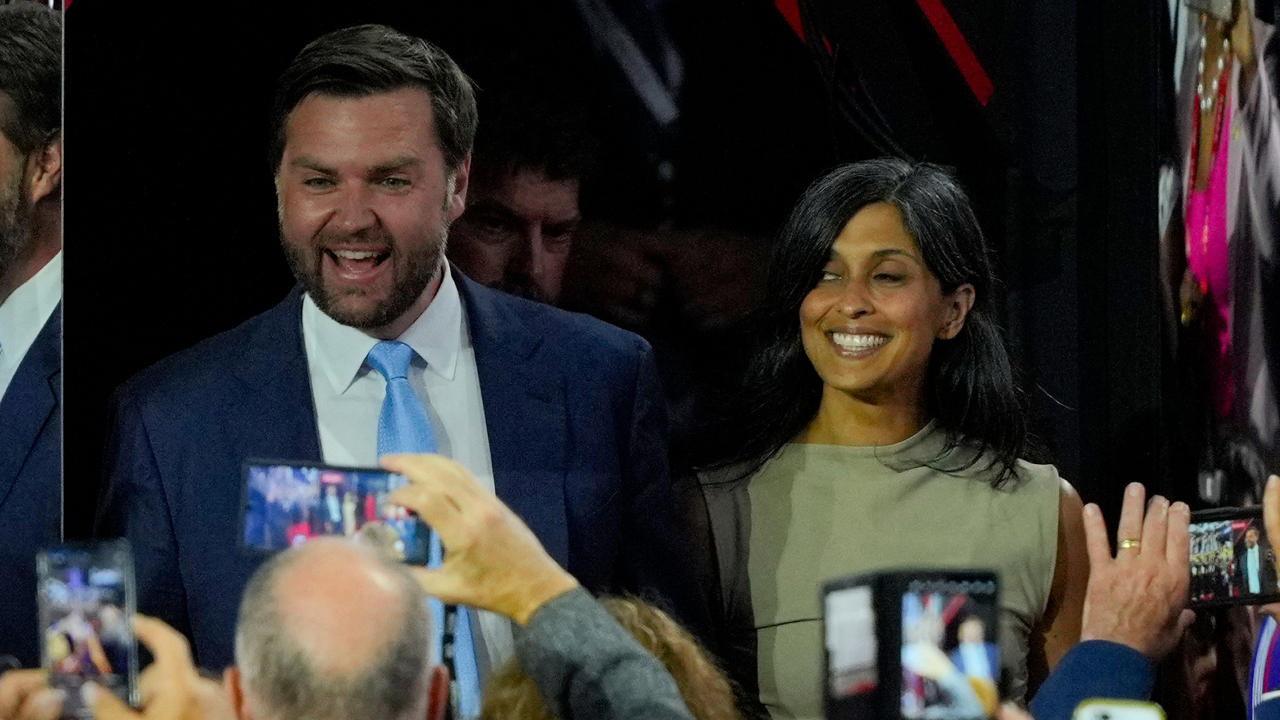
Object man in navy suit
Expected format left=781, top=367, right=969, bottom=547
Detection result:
left=0, top=4, right=62, bottom=669
left=95, top=25, right=705, bottom=675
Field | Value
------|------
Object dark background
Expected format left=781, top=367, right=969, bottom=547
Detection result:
left=63, top=0, right=1170, bottom=536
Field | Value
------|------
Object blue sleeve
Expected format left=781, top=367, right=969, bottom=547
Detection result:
left=1028, top=641, right=1154, bottom=720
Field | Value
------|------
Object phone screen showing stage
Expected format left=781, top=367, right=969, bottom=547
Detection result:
left=242, top=462, right=431, bottom=564
left=1190, top=507, right=1280, bottom=607
left=37, top=542, right=138, bottom=720
left=900, top=578, right=1000, bottom=720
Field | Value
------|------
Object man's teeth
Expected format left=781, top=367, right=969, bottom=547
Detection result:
left=332, top=250, right=380, bottom=260
left=831, top=333, right=888, bottom=350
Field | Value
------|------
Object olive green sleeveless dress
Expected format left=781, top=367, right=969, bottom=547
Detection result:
left=701, top=421, right=1061, bottom=720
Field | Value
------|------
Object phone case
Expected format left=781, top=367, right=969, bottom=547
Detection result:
left=36, top=540, right=140, bottom=720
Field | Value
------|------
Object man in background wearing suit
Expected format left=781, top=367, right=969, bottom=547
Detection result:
left=95, top=24, right=705, bottom=704
left=0, top=3, right=62, bottom=670
left=1234, top=526, right=1278, bottom=595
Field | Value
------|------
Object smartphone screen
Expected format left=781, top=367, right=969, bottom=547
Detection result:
left=900, top=578, right=1000, bottom=720
left=1190, top=507, right=1280, bottom=607
left=37, top=541, right=138, bottom=720
left=242, top=461, right=431, bottom=564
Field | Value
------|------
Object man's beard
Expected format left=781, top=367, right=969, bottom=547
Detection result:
left=0, top=163, right=31, bottom=285
left=281, top=220, right=449, bottom=331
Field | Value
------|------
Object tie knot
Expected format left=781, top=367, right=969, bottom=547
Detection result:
left=366, top=341, right=416, bottom=381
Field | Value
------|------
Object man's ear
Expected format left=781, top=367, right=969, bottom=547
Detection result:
left=224, top=666, right=251, bottom=720
left=447, top=155, right=471, bottom=224
left=426, top=665, right=450, bottom=720
left=25, top=133, right=61, bottom=205
left=938, top=283, right=976, bottom=340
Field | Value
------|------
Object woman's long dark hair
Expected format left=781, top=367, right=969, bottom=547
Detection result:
left=698, top=159, right=1034, bottom=488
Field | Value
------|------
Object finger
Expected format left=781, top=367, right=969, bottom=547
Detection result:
left=12, top=688, right=62, bottom=720
left=1082, top=503, right=1114, bottom=570
left=1168, top=501, right=1192, bottom=577
left=406, top=566, right=467, bottom=608
left=388, top=484, right=462, bottom=539
left=1265, top=476, right=1280, bottom=553
left=133, top=616, right=194, bottom=676
left=1141, top=495, right=1170, bottom=558
left=84, top=683, right=139, bottom=720
left=0, top=670, right=50, bottom=720
left=383, top=455, right=484, bottom=503
left=1116, top=483, right=1147, bottom=556
left=1176, top=609, right=1196, bottom=636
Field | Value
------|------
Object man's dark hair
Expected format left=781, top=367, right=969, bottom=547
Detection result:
left=270, top=24, right=477, bottom=174
left=469, top=66, right=596, bottom=187
left=0, top=3, right=61, bottom=156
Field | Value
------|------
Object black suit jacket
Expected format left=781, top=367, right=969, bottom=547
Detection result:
left=1234, top=540, right=1279, bottom=595
left=96, top=271, right=706, bottom=669
left=0, top=305, right=62, bottom=667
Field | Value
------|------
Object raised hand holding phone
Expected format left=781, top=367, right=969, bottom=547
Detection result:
left=85, top=616, right=232, bottom=720
left=1080, top=483, right=1194, bottom=661
left=381, top=453, right=579, bottom=624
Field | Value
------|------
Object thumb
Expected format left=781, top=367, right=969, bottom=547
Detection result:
left=407, top=566, right=466, bottom=606
left=84, top=683, right=139, bottom=720
left=1175, top=609, right=1197, bottom=637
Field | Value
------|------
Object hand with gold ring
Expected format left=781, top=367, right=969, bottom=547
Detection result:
left=1079, top=482, right=1195, bottom=660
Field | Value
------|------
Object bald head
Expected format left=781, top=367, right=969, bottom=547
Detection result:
left=235, top=539, right=434, bottom=720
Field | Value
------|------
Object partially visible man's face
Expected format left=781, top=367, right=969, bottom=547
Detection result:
left=277, top=87, right=466, bottom=332
left=0, top=105, right=32, bottom=285
left=1247, top=529, right=1260, bottom=548
left=447, top=168, right=578, bottom=305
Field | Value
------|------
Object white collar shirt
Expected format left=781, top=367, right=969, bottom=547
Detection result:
left=301, top=266, right=513, bottom=672
left=0, top=251, right=61, bottom=403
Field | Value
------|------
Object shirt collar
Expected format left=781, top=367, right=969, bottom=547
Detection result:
left=303, top=265, right=463, bottom=394
left=0, top=250, right=62, bottom=357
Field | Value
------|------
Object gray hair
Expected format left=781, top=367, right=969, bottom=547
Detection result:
left=234, top=549, right=434, bottom=720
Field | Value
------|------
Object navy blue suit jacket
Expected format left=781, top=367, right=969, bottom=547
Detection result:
left=96, top=271, right=705, bottom=670
left=0, top=304, right=62, bottom=667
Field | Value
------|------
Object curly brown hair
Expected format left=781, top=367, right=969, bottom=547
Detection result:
left=480, top=597, right=740, bottom=720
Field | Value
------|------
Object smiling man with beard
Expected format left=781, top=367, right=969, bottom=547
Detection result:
left=95, top=25, right=707, bottom=708
left=0, top=2, right=62, bottom=671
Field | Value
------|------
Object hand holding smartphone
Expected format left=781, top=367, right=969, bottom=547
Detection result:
left=36, top=541, right=139, bottom=720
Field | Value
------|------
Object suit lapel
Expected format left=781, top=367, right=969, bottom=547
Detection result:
left=229, top=288, right=323, bottom=460
left=456, top=270, right=570, bottom=565
left=0, top=304, right=60, bottom=511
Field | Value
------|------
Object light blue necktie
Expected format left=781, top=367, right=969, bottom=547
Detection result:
left=366, top=340, right=481, bottom=719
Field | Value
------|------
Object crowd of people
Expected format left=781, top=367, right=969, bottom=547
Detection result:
left=1, top=4, right=1279, bottom=720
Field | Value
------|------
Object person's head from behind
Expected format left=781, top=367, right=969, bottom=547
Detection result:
left=228, top=538, right=447, bottom=720
left=446, top=66, right=593, bottom=305
left=735, top=158, right=1027, bottom=486
left=0, top=3, right=61, bottom=295
left=272, top=24, right=478, bottom=339
left=479, top=597, right=739, bottom=720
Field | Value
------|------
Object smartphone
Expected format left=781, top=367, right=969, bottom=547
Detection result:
left=1189, top=507, right=1280, bottom=608
left=37, top=541, right=139, bottom=720
left=823, top=570, right=1001, bottom=720
left=242, top=460, right=431, bottom=564
left=1073, top=700, right=1166, bottom=720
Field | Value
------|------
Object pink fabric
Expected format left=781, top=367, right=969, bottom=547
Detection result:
left=1186, top=92, right=1235, bottom=418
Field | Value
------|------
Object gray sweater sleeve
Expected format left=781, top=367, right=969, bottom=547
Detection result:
left=514, top=588, right=697, bottom=720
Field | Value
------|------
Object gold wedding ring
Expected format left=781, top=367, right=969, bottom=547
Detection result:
left=1118, top=538, right=1142, bottom=550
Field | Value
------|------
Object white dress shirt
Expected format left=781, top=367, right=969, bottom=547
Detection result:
left=301, top=267, right=514, bottom=671
left=0, top=251, right=61, bottom=403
